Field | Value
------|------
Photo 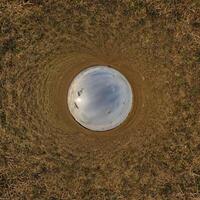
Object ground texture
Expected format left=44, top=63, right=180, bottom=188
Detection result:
left=0, top=0, right=200, bottom=199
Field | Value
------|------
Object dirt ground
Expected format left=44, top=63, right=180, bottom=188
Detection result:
left=0, top=0, right=200, bottom=199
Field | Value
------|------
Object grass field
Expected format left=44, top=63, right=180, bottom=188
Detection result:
left=0, top=0, right=200, bottom=199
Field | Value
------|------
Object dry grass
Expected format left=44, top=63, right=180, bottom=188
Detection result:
left=0, top=0, right=200, bottom=199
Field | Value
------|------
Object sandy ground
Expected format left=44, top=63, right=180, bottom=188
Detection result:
left=0, top=0, right=200, bottom=199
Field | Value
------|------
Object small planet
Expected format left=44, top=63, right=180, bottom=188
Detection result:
left=67, top=66, right=133, bottom=131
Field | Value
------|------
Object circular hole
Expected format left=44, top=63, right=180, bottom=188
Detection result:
left=67, top=65, right=133, bottom=131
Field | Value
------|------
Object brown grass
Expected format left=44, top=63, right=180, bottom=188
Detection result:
left=0, top=0, right=200, bottom=199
